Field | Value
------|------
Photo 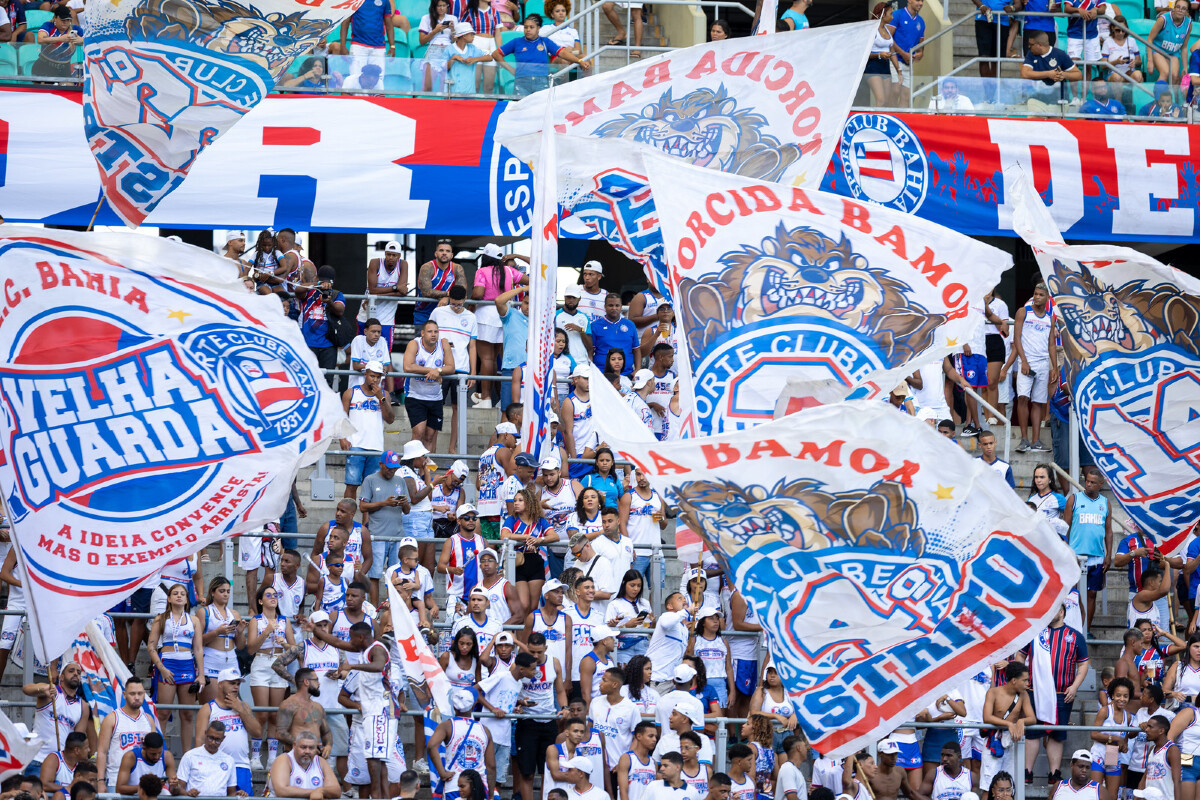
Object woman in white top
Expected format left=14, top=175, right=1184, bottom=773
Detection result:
left=551, top=329, right=576, bottom=404
left=1164, top=636, right=1200, bottom=702
left=419, top=0, right=458, bottom=90
left=439, top=628, right=482, bottom=690
left=688, top=609, right=732, bottom=711
left=1028, top=465, right=1069, bottom=539
left=620, top=655, right=660, bottom=718
left=1102, top=23, right=1144, bottom=89
left=148, top=584, right=205, bottom=752
left=248, top=584, right=295, bottom=766
left=607, top=570, right=654, bottom=665
left=199, top=577, right=243, bottom=704
left=540, top=0, right=585, bottom=73
left=1089, top=677, right=1133, bottom=797
left=865, top=2, right=899, bottom=107
left=751, top=665, right=797, bottom=752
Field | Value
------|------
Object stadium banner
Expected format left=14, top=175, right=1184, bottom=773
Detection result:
left=2, top=87, right=1199, bottom=242
left=0, top=89, right=531, bottom=235
left=0, top=708, right=39, bottom=780
left=384, top=566, right=453, bottom=716
left=0, top=227, right=346, bottom=660
left=643, top=154, right=1012, bottom=435
left=82, top=0, right=356, bottom=227
left=603, top=400, right=1078, bottom=758
left=1012, top=172, right=1200, bottom=551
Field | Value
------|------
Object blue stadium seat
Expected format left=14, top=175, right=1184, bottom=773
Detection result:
left=525, top=0, right=545, bottom=16
left=0, top=43, right=17, bottom=75
left=17, top=43, right=40, bottom=75
left=25, top=10, right=52, bottom=32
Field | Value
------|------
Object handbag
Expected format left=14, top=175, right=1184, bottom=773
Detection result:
left=986, top=695, right=1021, bottom=759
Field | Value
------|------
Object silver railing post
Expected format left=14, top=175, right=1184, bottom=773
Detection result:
left=715, top=720, right=729, bottom=772
left=458, top=378, right=469, bottom=457
left=651, top=548, right=666, bottom=612
left=1016, top=734, right=1027, bottom=800
left=21, top=617, right=32, bottom=727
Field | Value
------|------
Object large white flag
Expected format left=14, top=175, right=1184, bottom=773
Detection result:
left=1011, top=172, right=1200, bottom=551
left=385, top=566, right=453, bottom=716
left=0, top=229, right=346, bottom=659
left=600, top=401, right=1078, bottom=757
left=0, top=708, right=40, bottom=780
left=641, top=154, right=1012, bottom=435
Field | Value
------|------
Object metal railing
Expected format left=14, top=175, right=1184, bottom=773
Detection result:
left=960, top=383, right=1012, bottom=463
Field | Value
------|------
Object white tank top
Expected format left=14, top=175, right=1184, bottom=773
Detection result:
left=1128, top=597, right=1163, bottom=629
left=682, top=763, right=709, bottom=796
left=407, top=339, right=445, bottom=401
left=726, top=593, right=760, bottom=661
left=532, top=609, right=568, bottom=672
left=303, top=640, right=344, bottom=711
left=282, top=752, right=325, bottom=793
left=51, top=752, right=75, bottom=793
left=1089, top=702, right=1132, bottom=762
left=106, top=708, right=156, bottom=784
left=760, top=688, right=795, bottom=728
left=479, top=577, right=511, bottom=626
left=272, top=574, right=305, bottom=620
left=323, top=521, right=364, bottom=570
left=445, top=718, right=490, bottom=782
left=931, top=765, right=971, bottom=800
left=203, top=604, right=236, bottom=654
left=1176, top=663, right=1200, bottom=697
left=872, top=23, right=894, bottom=53
left=634, top=290, right=665, bottom=338
left=254, top=615, right=288, bottom=652
left=1021, top=305, right=1053, bottom=363
left=693, top=634, right=728, bottom=679
left=160, top=610, right=195, bottom=652
left=362, top=258, right=403, bottom=324
left=128, top=748, right=167, bottom=784
left=1146, top=744, right=1176, bottom=798
left=584, top=651, right=615, bottom=698
left=1179, top=712, right=1200, bottom=755
left=626, top=752, right=657, bottom=800
left=570, top=394, right=598, bottom=454
left=627, top=489, right=662, bottom=547
left=35, top=689, right=83, bottom=760
left=665, top=402, right=684, bottom=441
left=540, top=480, right=577, bottom=539
left=524, top=657, right=558, bottom=715
left=730, top=773, right=755, bottom=800
left=445, top=655, right=477, bottom=690
left=356, top=641, right=391, bottom=716
left=208, top=700, right=250, bottom=768
left=321, top=574, right=348, bottom=612
left=346, top=386, right=385, bottom=451
left=570, top=606, right=599, bottom=681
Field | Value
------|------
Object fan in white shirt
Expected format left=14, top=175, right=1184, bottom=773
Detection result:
left=641, top=753, right=701, bottom=800
left=569, top=534, right=618, bottom=618
left=176, top=724, right=239, bottom=797
left=774, top=735, right=810, bottom=800
left=563, top=754, right=614, bottom=800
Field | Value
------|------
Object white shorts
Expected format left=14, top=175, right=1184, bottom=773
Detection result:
left=349, top=42, right=387, bottom=75
left=961, top=731, right=985, bottom=761
left=238, top=537, right=279, bottom=571
left=204, top=648, right=239, bottom=679
left=979, top=731, right=1015, bottom=789
left=890, top=58, right=913, bottom=88
left=1066, top=36, right=1101, bottom=61
left=0, top=606, right=23, bottom=651
left=475, top=304, right=503, bottom=344
left=347, top=717, right=398, bottom=783
left=1016, top=360, right=1050, bottom=403
left=249, top=653, right=288, bottom=688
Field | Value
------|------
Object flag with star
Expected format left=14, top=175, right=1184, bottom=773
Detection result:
left=589, top=397, right=1078, bottom=758
left=0, top=228, right=348, bottom=661
left=0, top=707, right=39, bottom=780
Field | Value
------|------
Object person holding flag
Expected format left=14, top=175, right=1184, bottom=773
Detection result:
left=25, top=662, right=95, bottom=775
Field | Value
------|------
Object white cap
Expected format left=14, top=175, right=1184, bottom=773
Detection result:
left=469, top=586, right=489, bottom=598
left=12, top=722, right=33, bottom=741
left=309, top=611, right=331, bottom=625
left=495, top=421, right=518, bottom=435
left=570, top=363, right=591, bottom=379
left=685, top=567, right=706, bottom=581
left=478, top=548, right=499, bottom=562
left=672, top=663, right=697, bottom=683
left=917, top=407, right=938, bottom=421
left=218, top=667, right=243, bottom=683
left=401, top=440, right=430, bottom=461
left=673, top=704, right=705, bottom=726
left=450, top=460, right=470, bottom=479
left=696, top=606, right=721, bottom=620
left=563, top=284, right=583, bottom=298
left=1134, top=791, right=1166, bottom=800
left=582, top=260, right=603, bottom=274
left=450, top=688, right=476, bottom=711
left=399, top=536, right=419, bottom=549
left=453, top=20, right=474, bottom=36
left=563, top=756, right=594, bottom=772
left=364, top=360, right=385, bottom=375
left=631, top=368, right=654, bottom=390
left=225, top=230, right=246, bottom=243
left=456, top=503, right=477, bottom=517
left=1071, top=749, right=1094, bottom=763
left=591, top=625, right=617, bottom=642
left=495, top=632, right=514, bottom=645
left=482, top=243, right=504, bottom=259
left=542, top=579, right=565, bottom=595
left=877, top=739, right=900, bottom=755
left=384, top=240, right=402, bottom=253
left=961, top=793, right=981, bottom=800
left=539, top=456, right=561, bottom=470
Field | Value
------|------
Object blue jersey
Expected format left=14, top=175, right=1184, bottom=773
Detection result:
left=892, top=6, right=926, bottom=55
left=1081, top=98, right=1124, bottom=115
left=1153, top=12, right=1192, bottom=54
left=590, top=316, right=639, bottom=374
left=349, top=0, right=395, bottom=47
left=1067, top=0, right=1102, bottom=40
left=1022, top=0, right=1056, bottom=31
left=497, top=35, right=563, bottom=77
left=1069, top=492, right=1108, bottom=558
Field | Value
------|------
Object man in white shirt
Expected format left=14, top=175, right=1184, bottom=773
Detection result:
left=477, top=651, right=537, bottom=786
left=588, top=667, right=640, bottom=770
left=647, top=595, right=696, bottom=685
left=576, top=262, right=608, bottom=322
left=565, top=754, right=612, bottom=800
left=652, top=705, right=713, bottom=767
left=589, top=509, right=635, bottom=584
left=570, top=533, right=617, bottom=617
left=774, top=735, right=809, bottom=800
left=174, top=722, right=243, bottom=797
left=348, top=319, right=391, bottom=390
left=429, top=284, right=479, bottom=448
left=557, top=285, right=594, bottom=364
left=654, top=664, right=706, bottom=738
left=642, top=753, right=700, bottom=800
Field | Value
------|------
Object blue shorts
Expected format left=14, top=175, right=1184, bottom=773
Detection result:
left=1027, top=694, right=1072, bottom=740
left=896, top=740, right=922, bottom=770
left=734, top=659, right=759, bottom=697
left=128, top=587, right=153, bottom=614
left=1087, top=564, right=1106, bottom=593
left=159, top=654, right=197, bottom=686
left=956, top=353, right=988, bottom=388
left=344, top=450, right=380, bottom=487
left=1091, top=760, right=1121, bottom=777
left=1183, top=762, right=1200, bottom=783
left=236, top=767, right=252, bottom=794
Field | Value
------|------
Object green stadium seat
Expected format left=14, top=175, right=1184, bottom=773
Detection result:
left=17, top=43, right=40, bottom=75
left=524, top=0, right=545, bottom=17
left=25, top=10, right=52, bottom=32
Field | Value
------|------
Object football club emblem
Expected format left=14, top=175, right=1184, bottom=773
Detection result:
left=839, top=113, right=928, bottom=214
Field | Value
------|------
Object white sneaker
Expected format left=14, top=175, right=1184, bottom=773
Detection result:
left=473, top=397, right=493, bottom=409
left=413, top=760, right=430, bottom=775
left=470, top=392, right=483, bottom=404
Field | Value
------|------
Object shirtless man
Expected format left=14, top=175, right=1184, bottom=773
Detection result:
left=981, top=661, right=1035, bottom=798
left=277, top=669, right=331, bottom=758
left=843, top=753, right=879, bottom=800
left=854, top=740, right=929, bottom=800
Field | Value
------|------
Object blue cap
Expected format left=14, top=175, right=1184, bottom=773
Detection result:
left=382, top=450, right=402, bottom=468
left=514, top=452, right=538, bottom=468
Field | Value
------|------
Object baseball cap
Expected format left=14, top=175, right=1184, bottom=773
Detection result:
left=1134, top=791, right=1166, bottom=800
left=384, top=241, right=402, bottom=253
left=1071, top=749, right=1094, bottom=763
left=450, top=460, right=470, bottom=479
left=478, top=548, right=499, bottom=562
left=364, top=360, right=385, bottom=375
left=399, top=537, right=419, bottom=549
left=563, top=284, right=583, bottom=298
left=469, top=586, right=489, bottom=598
left=495, top=421, right=518, bottom=436
left=685, top=567, right=706, bottom=581
left=891, top=382, right=909, bottom=397
left=696, top=606, right=721, bottom=620
left=456, top=503, right=478, bottom=517
left=674, top=704, right=705, bottom=726
left=308, top=611, right=330, bottom=625
left=515, top=452, right=538, bottom=468
left=217, top=667, right=243, bottom=683
left=382, top=450, right=402, bottom=468
left=495, top=632, right=514, bottom=645
left=582, top=260, right=603, bottom=274
left=453, top=20, right=474, bottom=36
left=570, top=363, right=591, bottom=379
left=568, top=532, right=590, bottom=553
left=542, top=579, right=565, bottom=596
left=482, top=243, right=504, bottom=259
left=450, top=688, right=476, bottom=711
left=877, top=739, right=900, bottom=755
left=564, top=756, right=593, bottom=772
left=539, top=456, right=561, bottom=470
left=225, top=230, right=246, bottom=243
left=590, top=625, right=617, bottom=642
left=631, top=369, right=654, bottom=390
left=672, top=663, right=697, bottom=683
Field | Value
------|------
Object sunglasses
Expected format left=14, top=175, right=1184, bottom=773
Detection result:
left=460, top=514, right=479, bottom=520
